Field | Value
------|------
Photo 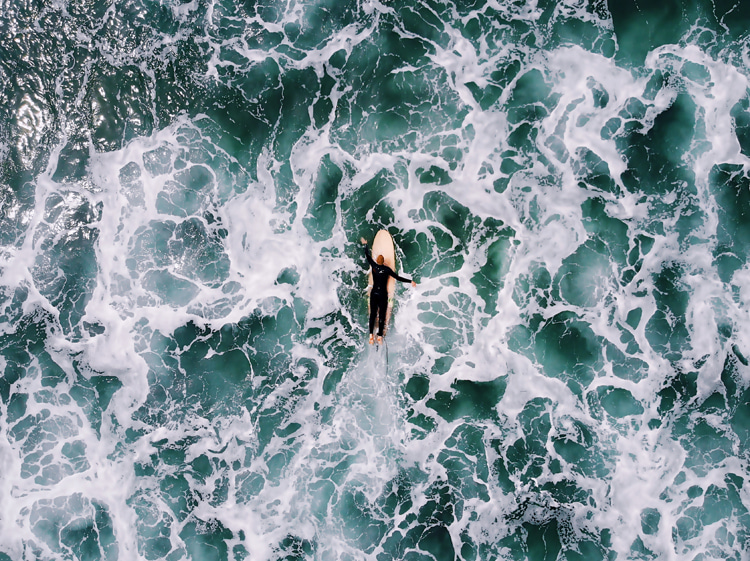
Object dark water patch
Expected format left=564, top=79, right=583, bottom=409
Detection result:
left=0, top=174, right=35, bottom=247
left=142, top=270, right=199, bottom=307
left=0, top=9, right=65, bottom=172
left=548, top=4, right=615, bottom=57
left=422, top=191, right=474, bottom=247
left=645, top=263, right=690, bottom=362
left=211, top=58, right=281, bottom=176
left=32, top=193, right=101, bottom=337
left=332, top=22, right=460, bottom=155
left=565, top=540, right=606, bottom=561
left=493, top=155, right=521, bottom=192
left=411, top=191, right=514, bottom=296
left=440, top=424, right=491, bottom=501
left=553, top=420, right=610, bottom=479
left=721, top=354, right=750, bottom=449
left=467, top=59, right=522, bottom=111
left=574, top=149, right=619, bottom=196
left=427, top=377, right=506, bottom=422
left=658, top=370, right=697, bottom=416
left=6, top=391, right=28, bottom=426
left=276, top=267, right=300, bottom=286
left=405, top=374, right=430, bottom=402
left=132, top=301, right=304, bottom=428
left=641, top=507, right=660, bottom=535
left=418, top=165, right=452, bottom=186
left=334, top=488, right=388, bottom=553
left=525, top=519, right=561, bottom=561
left=0, top=303, right=54, bottom=401
left=621, top=92, right=697, bottom=197
left=731, top=94, right=750, bottom=159
left=607, top=0, right=688, bottom=66
left=506, top=122, right=540, bottom=160
left=419, top=525, right=454, bottom=561
left=710, top=164, right=750, bottom=283
left=623, top=233, right=654, bottom=286
left=507, top=69, right=557, bottom=126
left=675, top=415, right=734, bottom=477
left=152, top=32, right=211, bottom=126
left=503, top=398, right=552, bottom=485
left=2, top=0, right=214, bottom=178
left=418, top=297, right=473, bottom=359
left=181, top=520, right=233, bottom=561
left=540, top=478, right=593, bottom=513
left=30, top=494, right=117, bottom=561
left=273, top=67, right=318, bottom=160
left=556, top=238, right=613, bottom=308
left=534, top=312, right=601, bottom=395
left=595, top=386, right=644, bottom=418
left=604, top=341, right=648, bottom=382
left=401, top=3, right=451, bottom=50
left=86, top=64, right=154, bottom=152
left=295, top=0, right=357, bottom=50
left=409, top=411, right=438, bottom=439
left=512, top=263, right=552, bottom=312
left=119, top=161, right=146, bottom=207
left=405, top=192, right=471, bottom=278
left=101, top=0, right=184, bottom=52
left=69, top=368, right=122, bottom=437
left=341, top=168, right=398, bottom=235
left=128, top=490, right=178, bottom=559
left=160, top=473, right=195, bottom=522
left=626, top=307, right=643, bottom=330
left=303, top=155, right=343, bottom=241
left=128, top=217, right=230, bottom=299
left=415, top=481, right=458, bottom=529
left=471, top=222, right=515, bottom=316
left=600, top=117, right=621, bottom=141
left=277, top=534, right=315, bottom=560
left=713, top=0, right=750, bottom=40
left=630, top=536, right=658, bottom=561
left=313, top=70, right=337, bottom=129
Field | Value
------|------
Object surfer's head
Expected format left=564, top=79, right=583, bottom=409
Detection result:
left=376, top=255, right=384, bottom=265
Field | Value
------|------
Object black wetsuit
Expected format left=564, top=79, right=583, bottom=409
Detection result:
left=364, top=245, right=412, bottom=337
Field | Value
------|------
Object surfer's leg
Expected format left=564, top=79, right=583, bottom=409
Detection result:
left=377, top=294, right=388, bottom=337
left=369, top=292, right=378, bottom=337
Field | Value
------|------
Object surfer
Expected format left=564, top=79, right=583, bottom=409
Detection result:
left=361, top=237, right=417, bottom=345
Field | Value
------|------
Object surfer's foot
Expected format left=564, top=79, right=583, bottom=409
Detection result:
left=377, top=336, right=383, bottom=345
left=369, top=334, right=374, bottom=345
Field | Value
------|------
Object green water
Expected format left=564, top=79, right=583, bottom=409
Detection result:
left=1, top=0, right=749, bottom=559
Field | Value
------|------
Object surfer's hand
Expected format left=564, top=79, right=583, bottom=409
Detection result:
left=360, top=237, right=367, bottom=245
left=411, top=281, right=417, bottom=287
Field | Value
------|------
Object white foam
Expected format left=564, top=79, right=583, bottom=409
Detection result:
left=4, top=2, right=750, bottom=559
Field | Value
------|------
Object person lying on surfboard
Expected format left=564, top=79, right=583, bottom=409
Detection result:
left=360, top=237, right=417, bottom=345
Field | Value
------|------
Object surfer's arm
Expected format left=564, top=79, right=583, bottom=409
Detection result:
left=389, top=269, right=413, bottom=284
left=363, top=243, right=377, bottom=267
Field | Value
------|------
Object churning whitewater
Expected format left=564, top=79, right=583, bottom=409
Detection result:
left=1, top=0, right=749, bottom=559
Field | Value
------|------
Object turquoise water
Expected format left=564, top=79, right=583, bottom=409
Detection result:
left=1, top=0, right=749, bottom=559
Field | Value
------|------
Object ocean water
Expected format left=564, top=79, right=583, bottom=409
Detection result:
left=1, top=0, right=750, bottom=559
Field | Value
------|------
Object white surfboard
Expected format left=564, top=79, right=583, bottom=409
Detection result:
left=367, top=229, right=396, bottom=336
